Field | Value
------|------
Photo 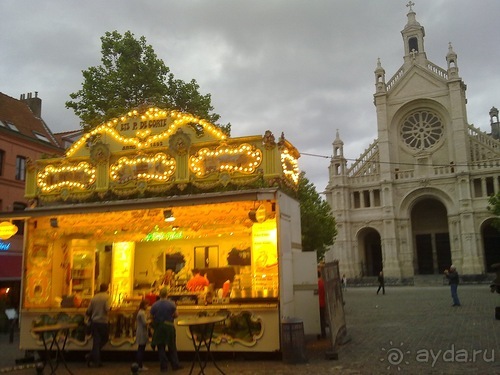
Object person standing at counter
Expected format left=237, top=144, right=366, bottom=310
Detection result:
left=85, top=283, right=111, bottom=368
left=162, top=269, right=176, bottom=289
left=186, top=269, right=210, bottom=291
left=150, top=287, right=182, bottom=372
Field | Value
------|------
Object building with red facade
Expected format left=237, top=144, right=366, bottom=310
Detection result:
left=0, top=92, right=63, bottom=304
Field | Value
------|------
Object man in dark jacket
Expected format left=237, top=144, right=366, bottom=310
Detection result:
left=444, top=265, right=461, bottom=307
left=150, top=287, right=182, bottom=372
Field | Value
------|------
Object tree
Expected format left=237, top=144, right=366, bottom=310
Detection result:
left=66, top=30, right=229, bottom=133
left=487, top=192, right=500, bottom=230
left=298, top=172, right=337, bottom=261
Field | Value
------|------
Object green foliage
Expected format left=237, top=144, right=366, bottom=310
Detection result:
left=66, top=30, right=230, bottom=134
left=487, top=192, right=500, bottom=230
left=298, top=172, right=337, bottom=261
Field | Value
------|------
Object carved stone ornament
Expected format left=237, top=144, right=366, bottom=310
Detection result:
left=278, top=132, right=286, bottom=148
left=262, top=130, right=276, bottom=150
left=169, top=129, right=191, bottom=156
left=90, top=142, right=110, bottom=165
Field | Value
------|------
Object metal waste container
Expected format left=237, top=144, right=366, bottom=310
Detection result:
left=281, top=317, right=307, bottom=363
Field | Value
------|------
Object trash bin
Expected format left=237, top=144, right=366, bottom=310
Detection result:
left=281, top=317, right=307, bottom=364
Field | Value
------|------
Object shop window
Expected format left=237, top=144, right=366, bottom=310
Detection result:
left=353, top=192, right=361, bottom=208
left=15, top=156, right=26, bottom=181
left=373, top=189, right=381, bottom=206
left=227, top=247, right=251, bottom=266
left=165, top=252, right=186, bottom=273
left=194, top=246, right=219, bottom=269
left=13, top=202, right=26, bottom=235
left=486, top=177, right=494, bottom=196
left=363, top=190, right=371, bottom=207
left=473, top=178, right=482, bottom=198
left=0, top=149, right=4, bottom=176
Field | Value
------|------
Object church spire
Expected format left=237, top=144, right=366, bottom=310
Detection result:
left=401, top=2, right=427, bottom=65
left=446, top=42, right=459, bottom=78
left=330, top=130, right=346, bottom=177
left=374, top=58, right=386, bottom=93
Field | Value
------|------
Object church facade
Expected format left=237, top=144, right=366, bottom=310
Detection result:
left=324, top=6, right=500, bottom=281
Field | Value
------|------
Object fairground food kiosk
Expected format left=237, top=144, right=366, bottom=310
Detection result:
left=5, top=107, right=308, bottom=353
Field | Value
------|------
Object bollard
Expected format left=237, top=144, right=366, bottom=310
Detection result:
left=131, top=362, right=140, bottom=375
left=35, top=361, right=44, bottom=375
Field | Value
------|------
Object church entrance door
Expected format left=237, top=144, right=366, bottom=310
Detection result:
left=411, top=198, right=450, bottom=275
left=360, top=229, right=382, bottom=276
left=482, top=220, right=500, bottom=272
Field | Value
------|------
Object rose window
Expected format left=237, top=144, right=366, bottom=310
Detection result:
left=400, top=110, right=443, bottom=151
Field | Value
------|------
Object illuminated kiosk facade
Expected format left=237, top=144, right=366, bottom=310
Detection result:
left=325, top=6, right=500, bottom=282
left=13, top=106, right=317, bottom=352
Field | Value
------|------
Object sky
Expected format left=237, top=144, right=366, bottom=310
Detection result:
left=1, top=0, right=499, bottom=193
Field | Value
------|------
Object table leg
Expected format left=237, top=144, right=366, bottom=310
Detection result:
left=39, top=329, right=74, bottom=375
left=188, top=323, right=225, bottom=375
left=39, top=333, right=55, bottom=374
left=203, top=324, right=225, bottom=375
left=188, top=326, right=205, bottom=375
left=55, top=329, right=74, bottom=375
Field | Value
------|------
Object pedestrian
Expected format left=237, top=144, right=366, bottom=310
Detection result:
left=317, top=270, right=327, bottom=339
left=444, top=265, right=461, bottom=306
left=136, top=300, right=149, bottom=371
left=85, top=283, right=111, bottom=368
left=341, top=274, right=347, bottom=292
left=376, top=271, right=385, bottom=295
left=150, top=287, right=183, bottom=372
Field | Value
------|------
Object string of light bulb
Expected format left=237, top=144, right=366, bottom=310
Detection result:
left=66, top=108, right=227, bottom=158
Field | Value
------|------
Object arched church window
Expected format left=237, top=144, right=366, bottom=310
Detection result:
left=408, top=37, right=418, bottom=53
left=400, top=110, right=444, bottom=151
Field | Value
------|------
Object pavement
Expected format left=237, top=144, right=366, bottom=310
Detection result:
left=0, top=285, right=498, bottom=374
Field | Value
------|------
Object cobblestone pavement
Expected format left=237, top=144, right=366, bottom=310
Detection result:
left=0, top=285, right=498, bottom=374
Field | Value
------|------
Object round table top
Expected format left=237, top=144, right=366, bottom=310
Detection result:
left=177, top=315, right=227, bottom=327
left=31, top=322, right=79, bottom=333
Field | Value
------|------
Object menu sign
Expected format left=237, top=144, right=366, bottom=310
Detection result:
left=251, top=221, right=278, bottom=272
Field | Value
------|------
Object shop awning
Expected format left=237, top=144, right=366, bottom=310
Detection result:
left=0, top=254, right=22, bottom=280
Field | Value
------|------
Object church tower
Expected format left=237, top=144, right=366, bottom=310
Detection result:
left=325, top=3, right=500, bottom=282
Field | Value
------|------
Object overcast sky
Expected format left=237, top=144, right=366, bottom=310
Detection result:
left=2, top=0, right=499, bottom=192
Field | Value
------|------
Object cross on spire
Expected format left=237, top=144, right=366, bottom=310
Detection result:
left=406, top=1, right=415, bottom=11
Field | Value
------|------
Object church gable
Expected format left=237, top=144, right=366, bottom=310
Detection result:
left=388, top=66, right=447, bottom=100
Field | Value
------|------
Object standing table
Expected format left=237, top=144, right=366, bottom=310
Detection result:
left=31, top=322, right=78, bottom=375
left=177, top=315, right=227, bottom=375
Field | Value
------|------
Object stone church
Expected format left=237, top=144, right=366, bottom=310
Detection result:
left=324, top=5, right=500, bottom=282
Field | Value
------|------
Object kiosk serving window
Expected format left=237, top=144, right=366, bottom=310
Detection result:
left=194, top=246, right=219, bottom=268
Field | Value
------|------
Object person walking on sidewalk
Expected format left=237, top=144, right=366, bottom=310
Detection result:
left=376, top=271, right=385, bottom=295
left=444, top=265, right=461, bottom=306
left=86, top=283, right=111, bottom=367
